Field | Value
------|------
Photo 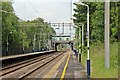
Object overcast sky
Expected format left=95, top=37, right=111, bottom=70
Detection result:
left=12, top=0, right=79, bottom=39
left=13, top=0, right=79, bottom=22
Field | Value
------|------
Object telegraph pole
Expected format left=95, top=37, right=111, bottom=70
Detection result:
left=104, top=0, right=110, bottom=69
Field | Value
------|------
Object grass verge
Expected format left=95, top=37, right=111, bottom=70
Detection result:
left=81, top=42, right=118, bottom=78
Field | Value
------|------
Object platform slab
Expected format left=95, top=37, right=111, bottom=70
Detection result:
left=55, top=51, right=87, bottom=79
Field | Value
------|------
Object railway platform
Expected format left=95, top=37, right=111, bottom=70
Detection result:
left=43, top=50, right=86, bottom=79
left=1, top=50, right=87, bottom=79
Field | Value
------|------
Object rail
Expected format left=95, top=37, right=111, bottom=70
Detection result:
left=0, top=50, right=55, bottom=68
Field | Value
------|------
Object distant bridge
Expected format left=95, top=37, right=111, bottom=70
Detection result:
left=52, top=35, right=71, bottom=37
left=52, top=40, right=74, bottom=44
left=52, top=40, right=74, bottom=51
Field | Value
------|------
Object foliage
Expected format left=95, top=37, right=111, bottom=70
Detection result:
left=2, top=1, right=20, bottom=55
left=82, top=42, right=118, bottom=78
left=110, top=2, right=118, bottom=42
left=2, top=1, right=55, bottom=56
left=73, top=2, right=118, bottom=77
left=73, top=2, right=118, bottom=44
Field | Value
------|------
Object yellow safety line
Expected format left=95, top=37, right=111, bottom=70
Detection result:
left=60, top=51, right=70, bottom=80
left=43, top=53, right=67, bottom=78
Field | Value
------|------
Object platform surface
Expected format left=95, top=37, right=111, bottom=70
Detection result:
left=0, top=50, right=55, bottom=60
left=43, top=51, right=87, bottom=79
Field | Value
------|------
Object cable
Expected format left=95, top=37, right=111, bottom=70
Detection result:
left=0, top=10, right=13, bottom=14
left=26, top=0, right=41, bottom=17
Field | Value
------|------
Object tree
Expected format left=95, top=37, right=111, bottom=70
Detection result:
left=2, top=1, right=56, bottom=56
left=2, top=1, right=20, bottom=55
left=73, top=2, right=118, bottom=44
left=110, top=2, right=118, bottom=42
left=19, top=17, right=56, bottom=52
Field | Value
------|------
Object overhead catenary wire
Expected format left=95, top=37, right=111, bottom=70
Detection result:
left=17, top=22, right=82, bottom=28
left=0, top=10, right=14, bottom=14
left=26, top=0, right=42, bottom=18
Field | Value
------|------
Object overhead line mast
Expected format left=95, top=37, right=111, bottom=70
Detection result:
left=104, top=0, right=110, bottom=69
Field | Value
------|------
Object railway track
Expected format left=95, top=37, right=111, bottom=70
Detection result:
left=1, top=51, right=66, bottom=79
left=22, top=51, right=68, bottom=79
left=0, top=52, right=58, bottom=76
left=1, top=50, right=55, bottom=68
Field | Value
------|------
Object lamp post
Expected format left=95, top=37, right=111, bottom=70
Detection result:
left=22, top=36, right=25, bottom=53
left=74, top=1, right=90, bottom=78
left=73, top=25, right=82, bottom=62
left=74, top=23, right=84, bottom=61
left=82, top=24, right=84, bottom=46
left=81, top=24, right=84, bottom=59
left=39, top=33, right=41, bottom=51
left=75, top=26, right=80, bottom=61
left=33, top=33, right=36, bottom=52
left=6, top=31, right=12, bottom=55
left=6, top=35, right=9, bottom=54
left=22, top=30, right=25, bottom=53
